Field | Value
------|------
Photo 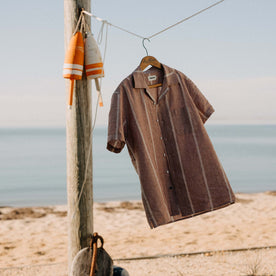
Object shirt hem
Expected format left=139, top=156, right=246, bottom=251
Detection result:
left=150, top=200, right=235, bottom=229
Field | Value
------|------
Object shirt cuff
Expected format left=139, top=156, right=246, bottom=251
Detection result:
left=107, top=139, right=125, bottom=153
left=199, top=106, right=215, bottom=124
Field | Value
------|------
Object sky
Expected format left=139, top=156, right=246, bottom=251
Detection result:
left=0, top=0, right=275, bottom=127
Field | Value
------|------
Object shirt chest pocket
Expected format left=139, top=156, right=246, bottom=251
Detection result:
left=172, top=107, right=193, bottom=135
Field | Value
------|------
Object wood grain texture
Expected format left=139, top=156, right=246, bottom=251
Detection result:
left=64, top=0, right=93, bottom=271
left=139, top=55, right=162, bottom=71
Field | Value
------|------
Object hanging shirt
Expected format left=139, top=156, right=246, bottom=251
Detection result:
left=107, top=63, right=235, bottom=228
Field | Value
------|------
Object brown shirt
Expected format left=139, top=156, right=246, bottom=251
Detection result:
left=107, top=63, right=235, bottom=228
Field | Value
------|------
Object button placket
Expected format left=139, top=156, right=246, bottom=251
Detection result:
left=155, top=102, right=180, bottom=216
left=155, top=105, right=175, bottom=192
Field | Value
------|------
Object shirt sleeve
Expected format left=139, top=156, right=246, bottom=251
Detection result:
left=184, top=76, right=215, bottom=123
left=107, top=85, right=127, bottom=153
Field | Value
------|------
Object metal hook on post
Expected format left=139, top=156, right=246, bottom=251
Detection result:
left=142, top=38, right=150, bottom=56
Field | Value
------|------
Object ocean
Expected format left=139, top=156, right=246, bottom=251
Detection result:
left=0, top=125, right=275, bottom=207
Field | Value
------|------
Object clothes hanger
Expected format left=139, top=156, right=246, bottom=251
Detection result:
left=139, top=39, right=163, bottom=88
left=140, top=56, right=162, bottom=71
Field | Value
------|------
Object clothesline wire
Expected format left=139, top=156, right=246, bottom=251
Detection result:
left=82, top=10, right=144, bottom=39
left=82, top=0, right=225, bottom=41
left=148, top=0, right=225, bottom=39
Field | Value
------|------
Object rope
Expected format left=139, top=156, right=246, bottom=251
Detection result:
left=107, top=22, right=145, bottom=40
left=148, top=0, right=225, bottom=39
left=82, top=10, right=144, bottom=39
left=70, top=128, right=93, bottom=221
left=90, top=238, right=98, bottom=276
left=113, top=245, right=276, bottom=262
left=72, top=12, right=83, bottom=35
left=1, top=245, right=275, bottom=271
left=92, top=20, right=109, bottom=131
left=82, top=0, right=225, bottom=41
left=80, top=13, right=85, bottom=34
left=71, top=14, right=109, bottom=222
left=89, top=233, right=105, bottom=276
left=97, top=20, right=108, bottom=44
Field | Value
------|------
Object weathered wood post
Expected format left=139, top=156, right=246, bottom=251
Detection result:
left=64, top=0, right=93, bottom=271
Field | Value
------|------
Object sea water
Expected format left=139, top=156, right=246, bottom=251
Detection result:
left=0, top=125, right=275, bottom=207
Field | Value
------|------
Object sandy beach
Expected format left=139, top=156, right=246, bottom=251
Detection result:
left=0, top=192, right=276, bottom=276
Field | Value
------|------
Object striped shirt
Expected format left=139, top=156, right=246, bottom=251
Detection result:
left=107, top=63, right=235, bottom=228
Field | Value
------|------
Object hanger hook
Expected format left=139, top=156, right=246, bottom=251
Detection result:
left=142, top=38, right=150, bottom=56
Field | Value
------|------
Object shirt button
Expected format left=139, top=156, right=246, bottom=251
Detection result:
left=156, top=119, right=159, bottom=122
left=166, top=170, right=169, bottom=174
left=163, top=153, right=166, bottom=157
left=160, top=137, right=163, bottom=140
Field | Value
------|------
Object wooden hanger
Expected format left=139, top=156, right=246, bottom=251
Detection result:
left=139, top=56, right=163, bottom=88
left=140, top=56, right=161, bottom=70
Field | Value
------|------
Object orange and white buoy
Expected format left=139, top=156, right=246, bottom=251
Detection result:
left=63, top=31, right=84, bottom=109
left=85, top=32, right=104, bottom=107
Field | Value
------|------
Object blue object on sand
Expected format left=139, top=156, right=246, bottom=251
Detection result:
left=113, top=266, right=129, bottom=276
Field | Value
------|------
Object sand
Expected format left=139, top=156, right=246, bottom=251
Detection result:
left=0, top=192, right=276, bottom=276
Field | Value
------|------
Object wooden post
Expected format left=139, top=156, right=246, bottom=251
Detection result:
left=64, top=0, right=93, bottom=271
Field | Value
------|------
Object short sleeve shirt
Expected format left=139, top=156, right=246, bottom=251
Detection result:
left=107, top=64, right=235, bottom=228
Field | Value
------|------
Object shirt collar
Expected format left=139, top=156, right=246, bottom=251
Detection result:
left=133, top=63, right=179, bottom=89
